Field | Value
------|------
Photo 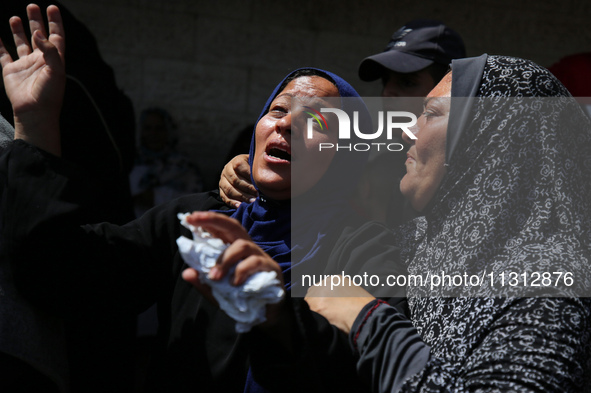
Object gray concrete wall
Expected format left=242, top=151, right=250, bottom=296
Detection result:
left=57, top=0, right=591, bottom=188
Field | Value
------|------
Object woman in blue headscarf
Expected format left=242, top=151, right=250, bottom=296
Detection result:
left=0, top=5, right=403, bottom=392
left=178, top=66, right=407, bottom=393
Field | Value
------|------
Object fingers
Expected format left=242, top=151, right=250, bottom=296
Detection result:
left=212, top=239, right=277, bottom=285
left=185, top=211, right=250, bottom=243
left=233, top=154, right=258, bottom=196
left=232, top=176, right=258, bottom=201
left=219, top=154, right=258, bottom=207
left=184, top=239, right=281, bottom=290
left=183, top=211, right=283, bottom=286
left=182, top=268, right=200, bottom=285
left=46, top=5, right=65, bottom=61
left=0, top=37, right=14, bottom=68
left=219, top=176, right=241, bottom=208
left=219, top=175, right=256, bottom=207
left=182, top=269, right=219, bottom=306
left=10, top=16, right=31, bottom=58
left=28, top=29, right=63, bottom=76
left=209, top=238, right=260, bottom=281
left=27, top=4, right=46, bottom=50
left=5, top=5, right=64, bottom=61
left=31, top=29, right=50, bottom=51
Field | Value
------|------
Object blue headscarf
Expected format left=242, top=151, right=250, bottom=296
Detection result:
left=224, top=68, right=370, bottom=291
left=231, top=67, right=371, bottom=393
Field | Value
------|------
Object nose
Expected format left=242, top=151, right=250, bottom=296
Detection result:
left=276, top=113, right=292, bottom=135
left=402, top=123, right=418, bottom=144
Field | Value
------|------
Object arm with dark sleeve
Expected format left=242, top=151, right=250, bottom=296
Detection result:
left=352, top=297, right=591, bottom=393
left=247, top=297, right=368, bottom=393
left=350, top=300, right=430, bottom=393
left=248, top=221, right=410, bottom=392
left=0, top=140, right=213, bottom=315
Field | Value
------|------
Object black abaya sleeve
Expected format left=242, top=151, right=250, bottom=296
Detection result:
left=247, top=220, right=410, bottom=392
left=0, top=140, right=222, bottom=315
left=350, top=297, right=590, bottom=393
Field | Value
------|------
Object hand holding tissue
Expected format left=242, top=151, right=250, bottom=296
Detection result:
left=176, top=213, right=284, bottom=332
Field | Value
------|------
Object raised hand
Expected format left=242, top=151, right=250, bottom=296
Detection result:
left=0, top=4, right=65, bottom=156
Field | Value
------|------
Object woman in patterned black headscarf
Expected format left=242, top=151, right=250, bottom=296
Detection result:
left=307, top=54, right=591, bottom=392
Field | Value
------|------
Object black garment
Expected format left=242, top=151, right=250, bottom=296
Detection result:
left=0, top=118, right=67, bottom=393
left=1, top=3, right=137, bottom=391
left=0, top=140, right=244, bottom=391
left=1, top=140, right=405, bottom=392
left=352, top=297, right=591, bottom=392
left=249, top=220, right=407, bottom=393
left=0, top=353, right=60, bottom=393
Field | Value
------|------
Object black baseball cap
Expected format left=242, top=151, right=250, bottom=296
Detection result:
left=359, top=20, right=466, bottom=81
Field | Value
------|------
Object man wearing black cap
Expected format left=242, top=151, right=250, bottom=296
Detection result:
left=351, top=20, right=466, bottom=226
left=359, top=19, right=465, bottom=114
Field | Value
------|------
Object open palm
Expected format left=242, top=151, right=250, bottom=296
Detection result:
left=0, top=4, right=65, bottom=155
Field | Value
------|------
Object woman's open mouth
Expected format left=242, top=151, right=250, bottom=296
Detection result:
left=265, top=141, right=291, bottom=163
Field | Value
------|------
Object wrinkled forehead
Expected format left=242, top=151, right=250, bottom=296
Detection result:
left=276, top=76, right=339, bottom=101
left=273, top=76, right=341, bottom=111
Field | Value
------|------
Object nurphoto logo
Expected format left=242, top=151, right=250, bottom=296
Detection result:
left=306, top=108, right=417, bottom=152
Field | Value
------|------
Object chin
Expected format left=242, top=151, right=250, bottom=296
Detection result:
left=399, top=181, right=422, bottom=211
left=255, top=180, right=291, bottom=201
left=399, top=177, right=411, bottom=198
left=261, top=189, right=291, bottom=201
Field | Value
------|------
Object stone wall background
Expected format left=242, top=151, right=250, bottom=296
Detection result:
left=57, top=0, right=590, bottom=188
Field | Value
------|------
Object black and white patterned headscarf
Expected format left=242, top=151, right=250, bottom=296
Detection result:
left=399, top=55, right=591, bottom=392
left=405, top=54, right=591, bottom=297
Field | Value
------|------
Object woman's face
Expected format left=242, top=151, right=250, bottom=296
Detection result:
left=252, top=75, right=339, bottom=200
left=400, top=72, right=452, bottom=211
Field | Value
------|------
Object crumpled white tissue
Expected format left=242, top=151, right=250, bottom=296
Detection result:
left=176, top=213, right=284, bottom=332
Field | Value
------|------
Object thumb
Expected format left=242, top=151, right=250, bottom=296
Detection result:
left=182, top=268, right=219, bottom=307
left=32, top=30, right=64, bottom=71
